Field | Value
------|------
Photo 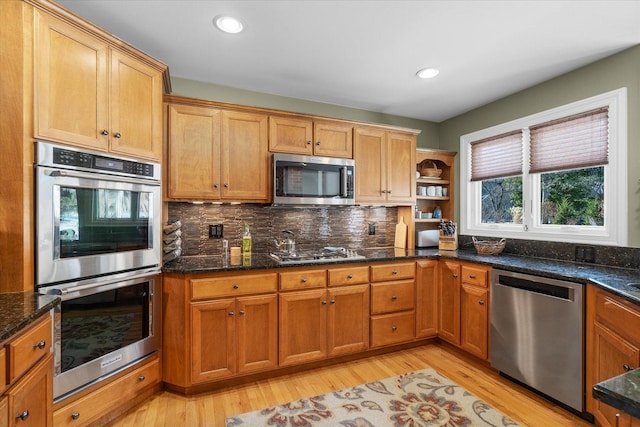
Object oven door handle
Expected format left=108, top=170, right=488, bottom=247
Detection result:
left=45, top=169, right=161, bottom=187
left=42, top=268, right=159, bottom=297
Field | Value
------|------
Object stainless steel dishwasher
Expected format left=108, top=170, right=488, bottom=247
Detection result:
left=490, top=269, right=585, bottom=415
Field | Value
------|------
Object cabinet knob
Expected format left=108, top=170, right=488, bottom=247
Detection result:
left=381, top=190, right=387, bottom=194
left=306, top=140, right=312, bottom=145
left=391, top=295, right=397, bottom=301
left=114, top=132, right=122, bottom=139
left=624, top=364, right=635, bottom=371
left=453, top=274, right=459, bottom=278
left=301, top=278, right=307, bottom=283
left=316, top=141, right=320, bottom=146
left=479, top=300, right=485, bottom=305
left=71, top=412, right=80, bottom=420
left=391, top=326, right=397, bottom=331
left=330, top=299, right=335, bottom=304
left=347, top=274, right=353, bottom=279
left=224, top=183, right=230, bottom=188
left=322, top=300, right=327, bottom=305
left=387, top=190, right=392, bottom=194
left=101, top=129, right=109, bottom=136
left=228, top=311, right=234, bottom=316
left=15, top=410, right=29, bottom=421
left=239, top=310, right=245, bottom=315
left=214, top=184, right=219, bottom=189
left=469, top=274, right=476, bottom=279
left=138, top=375, right=146, bottom=382
left=233, top=284, right=239, bottom=289
left=33, top=340, right=46, bottom=350
left=392, top=270, right=398, bottom=275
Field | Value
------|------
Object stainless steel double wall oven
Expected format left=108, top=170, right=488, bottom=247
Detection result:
left=35, top=141, right=162, bottom=401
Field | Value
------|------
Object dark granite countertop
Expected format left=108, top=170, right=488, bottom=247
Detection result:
left=0, top=293, right=60, bottom=342
left=593, top=370, right=640, bottom=419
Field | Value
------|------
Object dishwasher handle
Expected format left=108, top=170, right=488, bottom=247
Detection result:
left=495, top=273, right=575, bottom=301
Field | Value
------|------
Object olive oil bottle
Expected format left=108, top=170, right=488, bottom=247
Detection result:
left=242, top=224, right=252, bottom=254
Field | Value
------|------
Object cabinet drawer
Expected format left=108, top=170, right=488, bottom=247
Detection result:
left=371, top=262, right=415, bottom=282
left=371, top=280, right=415, bottom=314
left=54, top=357, right=160, bottom=427
left=191, top=272, right=278, bottom=300
left=461, top=265, right=488, bottom=287
left=595, top=290, right=640, bottom=345
left=371, top=311, right=415, bottom=347
left=0, top=348, right=5, bottom=393
left=279, top=269, right=326, bottom=291
left=328, top=265, right=369, bottom=286
left=7, top=315, right=51, bottom=383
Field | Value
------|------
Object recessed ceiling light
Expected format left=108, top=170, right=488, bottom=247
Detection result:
left=214, top=15, right=244, bottom=34
left=416, top=67, right=440, bottom=79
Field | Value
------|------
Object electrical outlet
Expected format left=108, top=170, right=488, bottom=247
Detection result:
left=209, top=224, right=223, bottom=239
left=575, top=245, right=595, bottom=263
left=368, top=223, right=375, bottom=235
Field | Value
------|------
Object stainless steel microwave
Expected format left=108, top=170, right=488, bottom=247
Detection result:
left=273, top=153, right=355, bottom=205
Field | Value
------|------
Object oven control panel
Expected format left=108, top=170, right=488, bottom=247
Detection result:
left=52, top=147, right=155, bottom=177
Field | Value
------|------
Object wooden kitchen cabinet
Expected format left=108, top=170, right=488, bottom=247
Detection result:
left=438, top=260, right=461, bottom=345
left=370, top=262, right=416, bottom=348
left=34, top=10, right=165, bottom=161
left=587, top=285, right=640, bottom=427
left=166, top=98, right=270, bottom=202
left=415, top=259, right=438, bottom=338
left=279, top=289, right=328, bottom=366
left=327, top=284, right=370, bottom=356
left=354, top=126, right=416, bottom=205
left=0, top=395, right=7, bottom=427
left=6, top=354, right=53, bottom=427
left=461, top=284, right=489, bottom=359
left=269, top=116, right=353, bottom=158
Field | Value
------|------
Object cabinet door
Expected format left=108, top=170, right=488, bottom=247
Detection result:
left=354, top=127, right=386, bottom=203
left=191, top=299, right=235, bottom=382
left=327, top=284, right=370, bottom=357
left=438, top=260, right=461, bottom=345
left=109, top=50, right=163, bottom=160
left=386, top=132, right=415, bottom=204
left=167, top=104, right=221, bottom=200
left=34, top=11, right=109, bottom=151
left=7, top=354, right=53, bottom=427
left=221, top=111, right=270, bottom=201
left=269, top=116, right=314, bottom=155
left=591, top=323, right=640, bottom=427
left=279, top=290, right=327, bottom=366
left=461, top=284, right=489, bottom=360
left=0, top=395, right=6, bottom=427
left=236, top=295, right=278, bottom=374
left=313, top=121, right=353, bottom=158
left=416, top=259, right=438, bottom=338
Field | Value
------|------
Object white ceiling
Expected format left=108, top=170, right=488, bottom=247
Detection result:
left=57, top=0, right=640, bottom=123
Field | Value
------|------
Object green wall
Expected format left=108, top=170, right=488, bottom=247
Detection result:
left=439, top=45, right=640, bottom=247
left=170, top=77, right=440, bottom=149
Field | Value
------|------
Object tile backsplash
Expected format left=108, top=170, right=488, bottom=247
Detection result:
left=167, top=203, right=399, bottom=256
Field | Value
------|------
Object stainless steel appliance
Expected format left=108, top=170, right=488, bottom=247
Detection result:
left=270, top=247, right=364, bottom=265
left=490, top=269, right=586, bottom=416
left=35, top=141, right=162, bottom=401
left=35, top=141, right=161, bottom=285
left=273, top=153, right=355, bottom=205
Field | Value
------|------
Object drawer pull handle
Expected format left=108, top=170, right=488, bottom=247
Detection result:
left=469, top=274, right=476, bottom=279
left=71, top=412, right=80, bottom=420
left=624, top=364, right=635, bottom=371
left=347, top=274, right=353, bottom=279
left=391, top=326, right=397, bottom=331
left=33, top=340, right=46, bottom=350
left=479, top=300, right=485, bottom=305
left=16, top=410, right=29, bottom=421
left=391, top=295, right=397, bottom=301
left=392, top=270, right=398, bottom=275
left=138, top=375, right=146, bottom=382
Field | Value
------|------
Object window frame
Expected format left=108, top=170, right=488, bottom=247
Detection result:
left=460, top=88, right=627, bottom=246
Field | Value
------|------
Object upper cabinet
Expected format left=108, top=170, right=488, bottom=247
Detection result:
left=269, top=116, right=353, bottom=158
left=354, top=126, right=416, bottom=205
left=33, top=10, right=165, bottom=161
left=166, top=99, right=270, bottom=202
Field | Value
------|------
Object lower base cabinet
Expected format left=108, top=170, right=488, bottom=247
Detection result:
left=587, top=285, right=640, bottom=427
left=53, top=355, right=161, bottom=427
left=6, top=354, right=53, bottom=427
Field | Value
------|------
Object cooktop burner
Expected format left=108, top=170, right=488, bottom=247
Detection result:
left=269, top=247, right=365, bottom=265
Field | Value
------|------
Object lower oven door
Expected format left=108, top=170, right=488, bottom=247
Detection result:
left=41, top=270, right=161, bottom=401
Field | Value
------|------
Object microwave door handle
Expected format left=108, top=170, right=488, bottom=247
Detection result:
left=341, top=167, right=347, bottom=197
left=45, top=169, right=161, bottom=187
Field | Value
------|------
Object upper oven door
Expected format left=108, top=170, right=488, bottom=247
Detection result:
left=36, top=166, right=161, bottom=286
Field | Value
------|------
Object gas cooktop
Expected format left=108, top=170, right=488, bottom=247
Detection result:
left=269, top=247, right=365, bottom=265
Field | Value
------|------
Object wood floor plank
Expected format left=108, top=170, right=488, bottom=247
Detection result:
left=109, top=343, right=593, bottom=426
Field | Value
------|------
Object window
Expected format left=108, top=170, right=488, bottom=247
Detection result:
left=460, top=88, right=627, bottom=246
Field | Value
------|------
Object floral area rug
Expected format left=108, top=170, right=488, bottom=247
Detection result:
left=226, top=368, right=520, bottom=426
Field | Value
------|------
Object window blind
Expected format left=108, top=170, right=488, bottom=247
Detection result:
left=470, top=130, right=523, bottom=181
left=529, top=107, right=609, bottom=174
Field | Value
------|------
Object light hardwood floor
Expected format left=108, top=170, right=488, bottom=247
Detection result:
left=110, top=343, right=593, bottom=426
